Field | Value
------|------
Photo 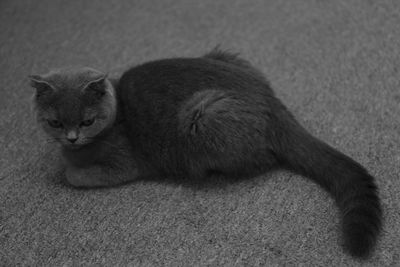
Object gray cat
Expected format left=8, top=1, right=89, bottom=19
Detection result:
left=30, top=49, right=381, bottom=258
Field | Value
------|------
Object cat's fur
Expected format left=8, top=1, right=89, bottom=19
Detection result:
left=30, top=49, right=381, bottom=258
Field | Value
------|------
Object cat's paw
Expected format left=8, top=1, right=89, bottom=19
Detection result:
left=65, top=167, right=88, bottom=187
left=65, top=166, right=106, bottom=188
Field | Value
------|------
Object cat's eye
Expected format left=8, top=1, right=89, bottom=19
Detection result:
left=80, top=118, right=95, bottom=127
left=47, top=119, right=63, bottom=128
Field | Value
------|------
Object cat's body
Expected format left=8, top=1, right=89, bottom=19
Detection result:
left=30, top=49, right=381, bottom=258
left=119, top=54, right=280, bottom=180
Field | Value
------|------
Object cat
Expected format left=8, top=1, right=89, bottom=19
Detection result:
left=30, top=48, right=381, bottom=258
left=29, top=67, right=143, bottom=187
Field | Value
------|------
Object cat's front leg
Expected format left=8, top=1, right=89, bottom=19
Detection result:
left=65, top=164, right=140, bottom=188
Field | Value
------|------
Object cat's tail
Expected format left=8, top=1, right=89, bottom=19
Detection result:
left=276, top=121, right=382, bottom=258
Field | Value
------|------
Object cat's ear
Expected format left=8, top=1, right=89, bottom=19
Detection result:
left=83, top=74, right=108, bottom=97
left=28, top=75, right=55, bottom=97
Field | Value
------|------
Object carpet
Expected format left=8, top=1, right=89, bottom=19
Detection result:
left=1, top=0, right=399, bottom=266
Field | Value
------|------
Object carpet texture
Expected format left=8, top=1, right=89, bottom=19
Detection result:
left=1, top=0, right=400, bottom=266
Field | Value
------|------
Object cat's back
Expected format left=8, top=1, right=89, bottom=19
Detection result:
left=117, top=56, right=276, bottom=138
left=118, top=57, right=272, bottom=103
left=118, top=57, right=274, bottom=138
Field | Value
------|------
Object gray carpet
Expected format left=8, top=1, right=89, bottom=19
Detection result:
left=1, top=0, right=400, bottom=266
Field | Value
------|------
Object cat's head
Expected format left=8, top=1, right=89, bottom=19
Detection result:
left=29, top=67, right=117, bottom=149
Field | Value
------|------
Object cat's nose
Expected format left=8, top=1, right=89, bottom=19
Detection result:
left=66, top=131, right=78, bottom=143
left=67, top=137, right=78, bottom=143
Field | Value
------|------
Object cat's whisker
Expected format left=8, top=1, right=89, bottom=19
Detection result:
left=45, top=140, right=59, bottom=144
